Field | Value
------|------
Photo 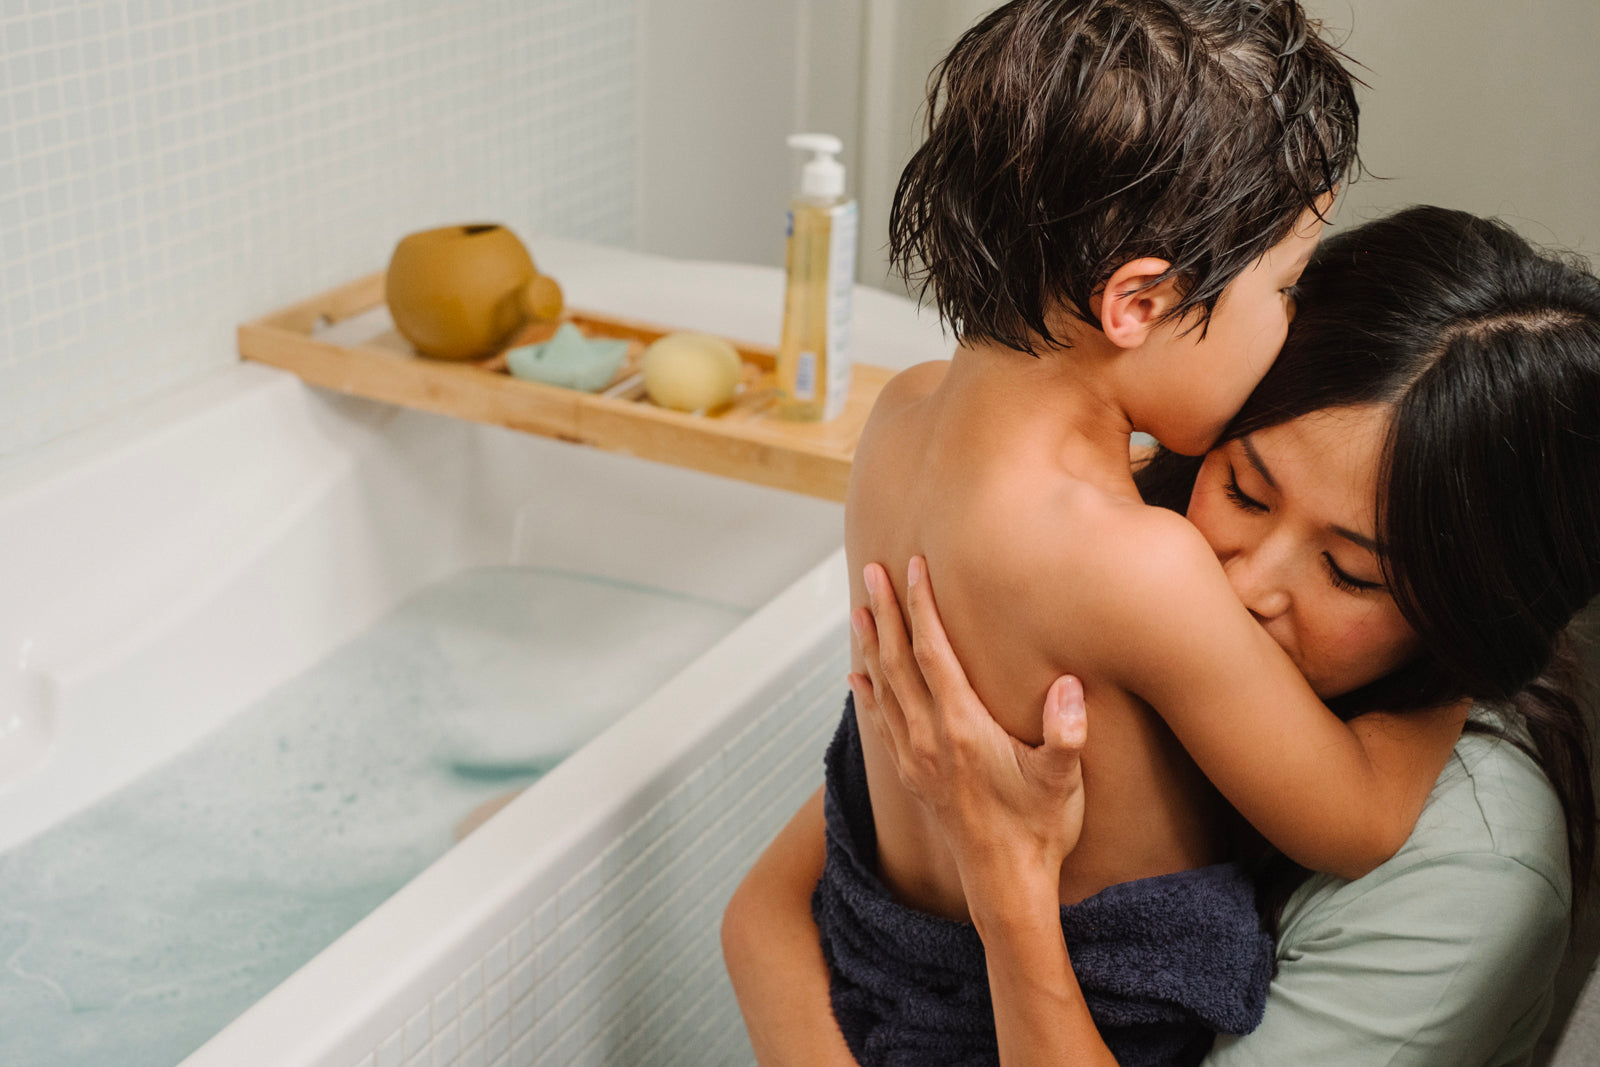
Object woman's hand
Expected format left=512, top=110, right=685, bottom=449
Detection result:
left=849, top=556, right=1089, bottom=896
left=852, top=558, right=1120, bottom=1067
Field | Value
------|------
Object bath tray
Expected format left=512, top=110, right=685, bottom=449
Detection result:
left=237, top=272, right=890, bottom=501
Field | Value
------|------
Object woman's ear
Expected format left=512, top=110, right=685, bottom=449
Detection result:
left=1091, top=259, right=1183, bottom=349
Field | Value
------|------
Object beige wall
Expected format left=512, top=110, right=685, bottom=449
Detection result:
left=634, top=0, right=1600, bottom=274
left=1308, top=0, right=1600, bottom=255
left=845, top=0, right=1600, bottom=291
left=856, top=0, right=995, bottom=289
left=635, top=0, right=809, bottom=268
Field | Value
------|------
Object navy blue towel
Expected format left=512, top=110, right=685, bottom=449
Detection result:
left=813, top=696, right=1273, bottom=1067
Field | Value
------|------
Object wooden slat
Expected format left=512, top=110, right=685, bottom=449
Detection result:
left=237, top=276, right=892, bottom=502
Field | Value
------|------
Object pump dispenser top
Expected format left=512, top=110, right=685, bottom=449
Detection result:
left=787, top=133, right=846, bottom=201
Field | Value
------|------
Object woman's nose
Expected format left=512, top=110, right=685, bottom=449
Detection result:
left=1223, top=546, right=1292, bottom=621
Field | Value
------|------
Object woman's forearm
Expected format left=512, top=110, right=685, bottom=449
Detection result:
left=966, top=865, right=1121, bottom=1067
left=722, top=789, right=858, bottom=1067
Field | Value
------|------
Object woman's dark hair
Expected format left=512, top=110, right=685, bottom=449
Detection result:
left=1139, top=205, right=1600, bottom=918
left=890, top=0, right=1361, bottom=355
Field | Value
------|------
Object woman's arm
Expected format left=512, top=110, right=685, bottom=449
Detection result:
left=721, top=789, right=858, bottom=1067
left=849, top=582, right=1118, bottom=1067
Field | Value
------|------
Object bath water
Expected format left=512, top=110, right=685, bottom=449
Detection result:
left=0, top=566, right=748, bottom=1067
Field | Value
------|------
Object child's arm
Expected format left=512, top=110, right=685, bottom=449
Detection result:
left=1080, top=518, right=1466, bottom=879
left=721, top=790, right=859, bottom=1067
left=894, top=508, right=1463, bottom=879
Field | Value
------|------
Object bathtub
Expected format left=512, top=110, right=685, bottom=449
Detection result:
left=0, top=242, right=949, bottom=1067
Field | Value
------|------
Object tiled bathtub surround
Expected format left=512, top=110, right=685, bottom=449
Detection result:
left=0, top=0, right=637, bottom=456
left=346, top=637, right=849, bottom=1067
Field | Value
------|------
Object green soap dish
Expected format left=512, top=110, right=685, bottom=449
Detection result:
left=506, top=322, right=631, bottom=392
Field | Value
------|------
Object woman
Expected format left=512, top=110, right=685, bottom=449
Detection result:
left=722, top=206, right=1600, bottom=1065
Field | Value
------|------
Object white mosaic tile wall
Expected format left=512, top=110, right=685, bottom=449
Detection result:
left=0, top=0, right=637, bottom=457
left=348, top=635, right=849, bottom=1067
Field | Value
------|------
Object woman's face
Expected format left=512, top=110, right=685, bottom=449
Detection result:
left=1186, top=404, right=1421, bottom=698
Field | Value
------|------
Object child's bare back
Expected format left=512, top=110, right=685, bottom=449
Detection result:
left=845, top=357, right=1223, bottom=919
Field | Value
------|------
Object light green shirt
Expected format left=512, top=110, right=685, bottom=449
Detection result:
left=1207, top=725, right=1571, bottom=1067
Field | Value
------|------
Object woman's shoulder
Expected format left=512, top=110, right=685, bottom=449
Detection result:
left=1285, top=720, right=1570, bottom=937
left=1421, top=718, right=1568, bottom=882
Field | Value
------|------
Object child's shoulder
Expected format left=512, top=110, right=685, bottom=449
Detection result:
left=874, top=360, right=947, bottom=413
left=853, top=360, right=948, bottom=467
left=1098, top=493, right=1214, bottom=576
left=972, top=483, right=1221, bottom=647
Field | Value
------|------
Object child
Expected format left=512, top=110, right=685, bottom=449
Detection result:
left=725, top=1, right=1455, bottom=1063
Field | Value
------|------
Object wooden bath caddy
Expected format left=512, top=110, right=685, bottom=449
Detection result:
left=237, top=271, right=891, bottom=502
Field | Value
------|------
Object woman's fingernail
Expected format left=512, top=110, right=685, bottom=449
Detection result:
left=850, top=609, right=862, bottom=639
left=907, top=556, right=922, bottom=588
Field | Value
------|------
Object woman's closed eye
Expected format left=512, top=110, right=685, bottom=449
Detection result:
left=1224, top=463, right=1387, bottom=595
left=1322, top=552, right=1385, bottom=594
left=1223, top=469, right=1267, bottom=512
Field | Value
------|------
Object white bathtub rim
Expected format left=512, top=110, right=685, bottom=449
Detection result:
left=185, top=545, right=850, bottom=1067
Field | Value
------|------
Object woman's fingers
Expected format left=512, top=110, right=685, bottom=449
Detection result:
left=862, top=562, right=933, bottom=714
left=859, top=561, right=1094, bottom=875
left=903, top=557, right=983, bottom=716
left=1006, top=675, right=1091, bottom=867
left=850, top=602, right=885, bottom=710
left=847, top=670, right=886, bottom=747
left=1041, top=675, right=1088, bottom=755
left=851, top=600, right=920, bottom=779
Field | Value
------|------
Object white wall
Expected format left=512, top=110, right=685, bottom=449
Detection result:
left=0, top=0, right=640, bottom=459
left=0, top=0, right=862, bottom=459
left=10, top=1, right=1590, bottom=458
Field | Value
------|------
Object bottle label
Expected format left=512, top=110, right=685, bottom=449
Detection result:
left=823, top=201, right=858, bottom=420
left=795, top=350, right=817, bottom=400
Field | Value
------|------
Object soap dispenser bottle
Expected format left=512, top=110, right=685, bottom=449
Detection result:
left=777, top=133, right=858, bottom=421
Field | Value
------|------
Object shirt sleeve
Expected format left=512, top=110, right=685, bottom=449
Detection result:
left=1203, top=850, right=1569, bottom=1067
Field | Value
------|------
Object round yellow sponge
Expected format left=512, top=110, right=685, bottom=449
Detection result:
left=642, top=332, right=744, bottom=413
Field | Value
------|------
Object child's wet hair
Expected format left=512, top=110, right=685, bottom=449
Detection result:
left=890, top=0, right=1361, bottom=353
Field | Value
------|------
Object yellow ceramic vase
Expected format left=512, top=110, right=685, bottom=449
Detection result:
left=385, top=223, right=564, bottom=361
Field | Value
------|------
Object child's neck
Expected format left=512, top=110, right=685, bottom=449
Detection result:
left=938, top=334, right=1142, bottom=499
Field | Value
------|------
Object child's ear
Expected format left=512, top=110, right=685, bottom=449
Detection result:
left=1092, top=259, right=1183, bottom=349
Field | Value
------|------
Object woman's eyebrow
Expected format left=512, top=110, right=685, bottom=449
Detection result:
left=1239, top=436, right=1277, bottom=489
left=1333, top=525, right=1381, bottom=554
left=1242, top=435, right=1384, bottom=555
